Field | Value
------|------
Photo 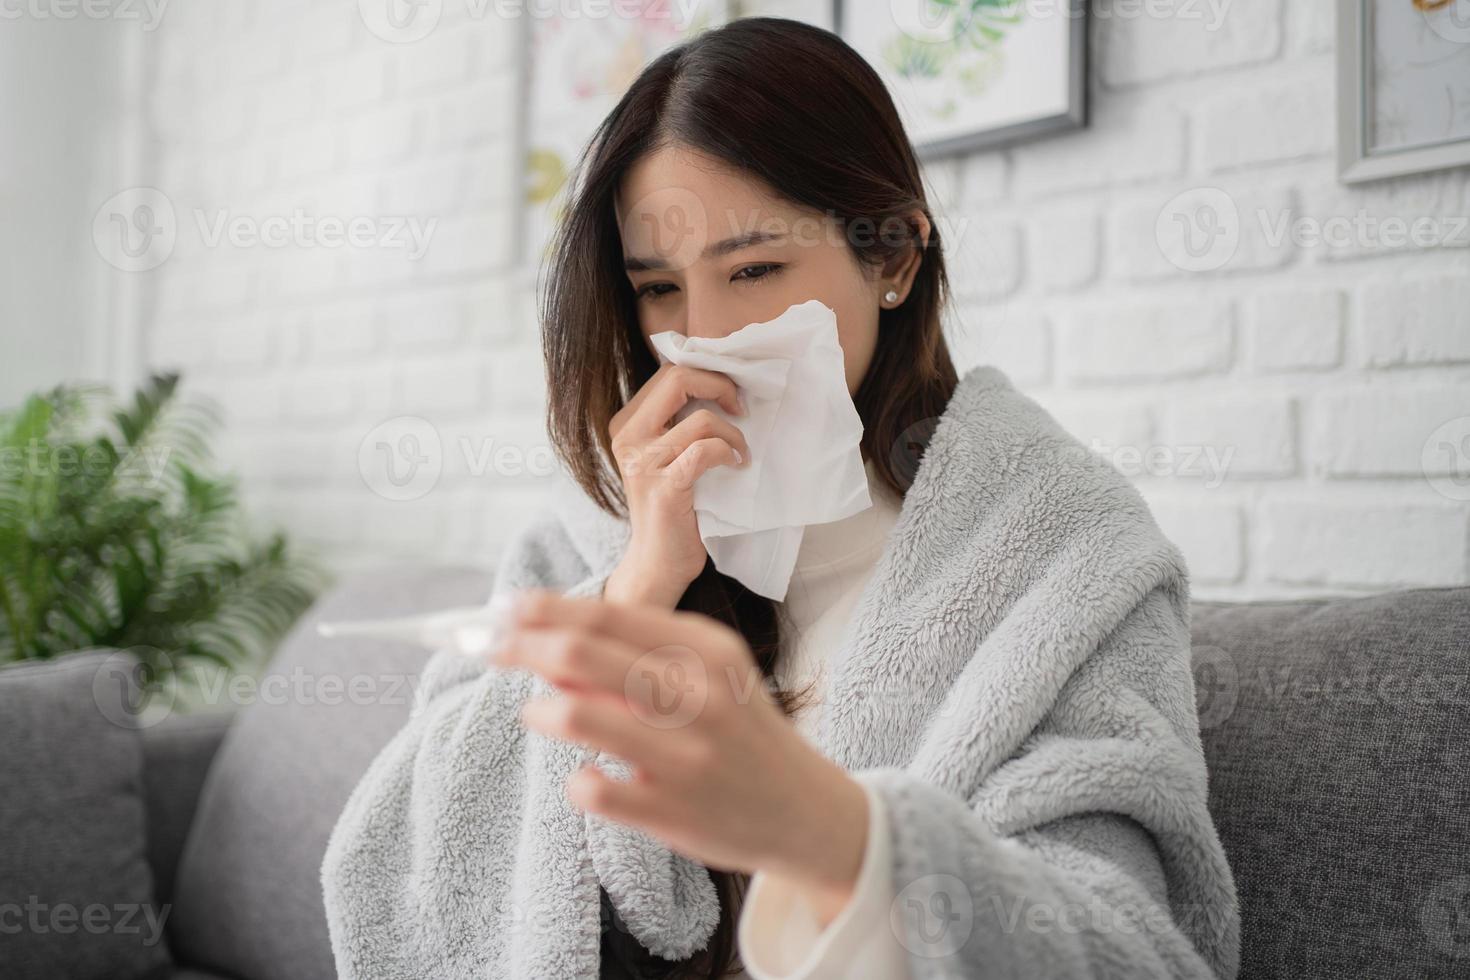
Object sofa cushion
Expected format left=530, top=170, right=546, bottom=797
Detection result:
left=0, top=650, right=174, bottom=980
left=169, top=565, right=494, bottom=980
left=141, top=710, right=233, bottom=907
left=1193, top=587, right=1470, bottom=978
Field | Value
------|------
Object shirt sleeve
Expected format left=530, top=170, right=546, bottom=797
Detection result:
left=736, top=779, right=911, bottom=980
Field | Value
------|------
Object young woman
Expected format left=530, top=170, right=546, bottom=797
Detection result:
left=322, top=17, right=1241, bottom=980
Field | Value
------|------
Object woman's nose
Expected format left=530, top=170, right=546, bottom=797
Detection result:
left=682, top=297, right=751, bottom=342
left=685, top=323, right=730, bottom=341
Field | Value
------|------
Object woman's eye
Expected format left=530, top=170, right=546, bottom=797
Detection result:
left=636, top=283, right=677, bottom=301
left=733, top=263, right=782, bottom=284
left=636, top=265, right=783, bottom=301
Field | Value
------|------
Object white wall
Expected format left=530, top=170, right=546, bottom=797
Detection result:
left=0, top=15, right=142, bottom=405
left=133, top=0, right=535, bottom=574
left=120, top=0, right=1468, bottom=600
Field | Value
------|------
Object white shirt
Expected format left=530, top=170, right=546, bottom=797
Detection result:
left=731, top=457, right=912, bottom=980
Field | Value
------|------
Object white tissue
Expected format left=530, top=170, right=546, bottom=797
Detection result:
left=647, top=299, right=870, bottom=601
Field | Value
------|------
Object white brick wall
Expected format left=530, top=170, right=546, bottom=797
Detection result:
left=129, top=0, right=1470, bottom=599
left=936, top=0, right=1470, bottom=601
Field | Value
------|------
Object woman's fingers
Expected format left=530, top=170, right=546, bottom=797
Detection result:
left=614, top=364, right=744, bottom=446
left=495, top=597, right=737, bottom=712
left=617, top=408, right=749, bottom=482
left=654, top=407, right=749, bottom=465
left=508, top=589, right=718, bottom=655
left=666, top=437, right=744, bottom=491
left=565, top=764, right=694, bottom=837
left=520, top=693, right=693, bottom=778
left=493, top=626, right=643, bottom=696
left=609, top=361, right=673, bottom=436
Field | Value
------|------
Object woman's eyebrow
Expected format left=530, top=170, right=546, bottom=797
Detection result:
left=624, top=229, right=787, bottom=272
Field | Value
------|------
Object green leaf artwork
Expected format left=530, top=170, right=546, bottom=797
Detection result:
left=879, top=0, right=1023, bottom=120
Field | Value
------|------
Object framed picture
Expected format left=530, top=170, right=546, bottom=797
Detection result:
left=519, top=0, right=737, bottom=269
left=1337, top=0, right=1470, bottom=184
left=834, top=0, right=1088, bottom=159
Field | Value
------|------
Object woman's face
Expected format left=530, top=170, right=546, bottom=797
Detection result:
left=615, top=144, right=922, bottom=396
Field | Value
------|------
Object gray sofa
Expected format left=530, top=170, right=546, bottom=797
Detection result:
left=3, top=568, right=1467, bottom=980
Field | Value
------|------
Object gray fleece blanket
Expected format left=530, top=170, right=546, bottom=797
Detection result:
left=320, top=364, right=1241, bottom=979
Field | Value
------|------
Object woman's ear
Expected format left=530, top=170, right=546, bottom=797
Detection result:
left=879, top=209, right=931, bottom=305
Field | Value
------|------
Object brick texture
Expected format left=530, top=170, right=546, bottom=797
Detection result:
left=130, top=1, right=1470, bottom=597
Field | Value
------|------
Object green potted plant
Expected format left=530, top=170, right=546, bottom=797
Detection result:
left=0, top=371, right=328, bottom=705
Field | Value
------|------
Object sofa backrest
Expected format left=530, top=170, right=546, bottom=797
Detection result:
left=162, top=572, right=1470, bottom=980
left=167, top=564, right=495, bottom=980
left=1193, top=587, right=1470, bottom=978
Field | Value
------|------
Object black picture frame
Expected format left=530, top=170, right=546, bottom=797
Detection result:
left=833, top=0, right=1089, bottom=160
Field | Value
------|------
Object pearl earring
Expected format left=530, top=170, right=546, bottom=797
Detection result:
left=883, top=289, right=899, bottom=305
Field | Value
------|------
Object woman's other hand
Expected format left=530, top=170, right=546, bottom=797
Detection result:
left=491, top=588, right=870, bottom=921
left=604, top=363, right=750, bottom=610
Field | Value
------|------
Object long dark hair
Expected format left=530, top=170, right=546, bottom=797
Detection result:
left=538, top=16, right=958, bottom=979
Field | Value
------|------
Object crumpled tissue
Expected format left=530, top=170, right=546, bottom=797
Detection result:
left=646, top=298, right=870, bottom=601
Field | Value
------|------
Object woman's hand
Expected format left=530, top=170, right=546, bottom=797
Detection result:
left=604, top=363, right=751, bottom=610
left=490, top=588, right=870, bottom=922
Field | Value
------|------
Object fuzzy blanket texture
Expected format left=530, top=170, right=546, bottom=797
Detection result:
left=320, top=364, right=1241, bottom=979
